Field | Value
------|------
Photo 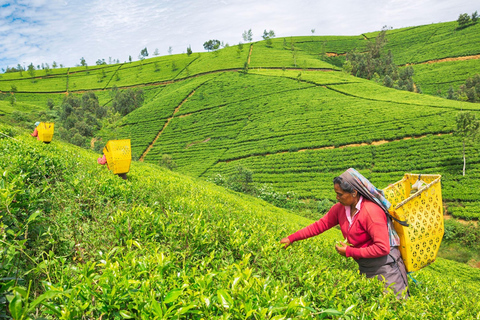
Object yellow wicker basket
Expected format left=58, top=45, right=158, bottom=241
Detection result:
left=383, top=174, right=444, bottom=272
left=103, top=139, right=131, bottom=175
left=37, top=122, right=55, bottom=143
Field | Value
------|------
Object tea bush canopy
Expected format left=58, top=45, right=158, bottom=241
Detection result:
left=1, top=128, right=480, bottom=318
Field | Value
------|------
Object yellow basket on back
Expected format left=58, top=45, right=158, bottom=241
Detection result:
left=37, top=122, right=55, bottom=143
left=103, top=139, right=131, bottom=175
left=383, top=174, right=444, bottom=272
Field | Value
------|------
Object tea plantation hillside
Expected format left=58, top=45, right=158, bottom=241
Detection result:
left=1, top=20, right=480, bottom=220
left=114, top=68, right=480, bottom=220
left=1, top=129, right=480, bottom=319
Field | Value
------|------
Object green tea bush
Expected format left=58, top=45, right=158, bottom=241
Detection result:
left=2, top=131, right=480, bottom=319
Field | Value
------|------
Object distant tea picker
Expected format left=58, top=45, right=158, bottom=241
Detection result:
left=31, top=121, right=55, bottom=143
left=280, top=168, right=409, bottom=298
left=31, top=121, right=40, bottom=139
left=97, top=139, right=131, bottom=180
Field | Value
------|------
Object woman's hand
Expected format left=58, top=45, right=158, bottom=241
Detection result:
left=280, top=237, right=291, bottom=249
left=335, top=241, right=348, bottom=257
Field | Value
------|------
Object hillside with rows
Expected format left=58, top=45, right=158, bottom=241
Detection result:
left=1, top=19, right=480, bottom=317
left=1, top=21, right=480, bottom=221
left=1, top=131, right=480, bottom=318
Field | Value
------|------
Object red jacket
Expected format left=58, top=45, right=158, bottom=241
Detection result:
left=288, top=199, right=390, bottom=260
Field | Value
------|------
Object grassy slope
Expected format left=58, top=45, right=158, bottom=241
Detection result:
left=117, top=68, right=479, bottom=220
left=1, top=130, right=480, bottom=318
left=1, top=20, right=480, bottom=220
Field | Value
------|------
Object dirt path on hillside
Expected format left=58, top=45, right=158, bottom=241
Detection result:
left=186, top=137, right=211, bottom=149
left=404, top=54, right=480, bottom=66
left=326, top=52, right=346, bottom=57
left=422, top=54, right=480, bottom=64
left=222, top=133, right=451, bottom=163
left=444, top=214, right=478, bottom=226
left=247, top=44, right=253, bottom=66
left=139, top=90, right=195, bottom=161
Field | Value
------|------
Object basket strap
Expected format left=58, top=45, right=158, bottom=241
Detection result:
left=387, top=211, right=409, bottom=227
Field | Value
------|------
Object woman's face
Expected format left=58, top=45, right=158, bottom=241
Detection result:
left=334, top=183, right=357, bottom=207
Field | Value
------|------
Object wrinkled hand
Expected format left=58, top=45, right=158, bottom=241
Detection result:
left=335, top=241, right=348, bottom=257
left=280, top=237, right=291, bottom=249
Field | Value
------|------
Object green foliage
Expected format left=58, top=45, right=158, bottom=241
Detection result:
left=455, top=111, right=480, bottom=176
left=159, top=154, right=177, bottom=170
left=1, top=24, right=480, bottom=319
left=440, top=218, right=480, bottom=265
left=2, top=131, right=480, bottom=318
left=242, top=29, right=253, bottom=43
left=57, top=91, right=103, bottom=147
left=456, top=74, right=480, bottom=102
left=111, top=86, right=145, bottom=116
left=140, top=47, right=149, bottom=60
left=410, top=59, right=480, bottom=96
left=203, top=39, right=221, bottom=52
left=457, top=13, right=471, bottom=28
left=455, top=111, right=480, bottom=140
left=345, top=30, right=417, bottom=92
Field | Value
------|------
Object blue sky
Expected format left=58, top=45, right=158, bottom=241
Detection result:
left=0, top=0, right=478, bottom=71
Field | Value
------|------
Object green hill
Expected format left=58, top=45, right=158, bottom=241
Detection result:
left=2, top=19, right=480, bottom=317
left=1, top=130, right=480, bottom=319
left=1, top=21, right=480, bottom=217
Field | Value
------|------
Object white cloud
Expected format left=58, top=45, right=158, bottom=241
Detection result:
left=0, top=0, right=478, bottom=71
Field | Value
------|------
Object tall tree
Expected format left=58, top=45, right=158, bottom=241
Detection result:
left=262, top=29, right=275, bottom=40
left=455, top=111, right=480, bottom=176
left=457, top=13, right=471, bottom=28
left=242, top=29, right=253, bottom=42
left=203, top=40, right=220, bottom=51
left=472, top=11, right=479, bottom=23
left=27, top=63, right=35, bottom=78
left=80, top=57, right=87, bottom=67
left=112, top=88, right=145, bottom=116
left=140, top=47, right=149, bottom=60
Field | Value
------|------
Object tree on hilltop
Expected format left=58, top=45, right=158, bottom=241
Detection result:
left=80, top=57, right=87, bottom=68
left=242, top=29, right=253, bottom=42
left=455, top=111, right=480, bottom=176
left=139, top=47, right=149, bottom=60
left=262, top=29, right=275, bottom=40
left=203, top=39, right=220, bottom=52
left=262, top=29, right=275, bottom=47
left=457, top=13, right=471, bottom=28
left=27, top=63, right=36, bottom=78
left=472, top=11, right=479, bottom=23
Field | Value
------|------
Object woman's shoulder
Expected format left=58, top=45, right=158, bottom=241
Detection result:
left=361, top=199, right=387, bottom=221
left=330, top=202, right=344, bottom=212
left=324, top=202, right=344, bottom=217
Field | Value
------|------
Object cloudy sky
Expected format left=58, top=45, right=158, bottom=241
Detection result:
left=0, top=0, right=478, bottom=71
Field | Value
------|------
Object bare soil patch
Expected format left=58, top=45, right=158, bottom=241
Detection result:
left=186, top=137, right=211, bottom=149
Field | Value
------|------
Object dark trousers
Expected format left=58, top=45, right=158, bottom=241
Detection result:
left=356, top=247, right=409, bottom=299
